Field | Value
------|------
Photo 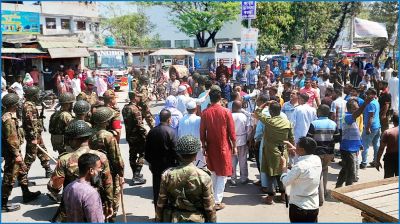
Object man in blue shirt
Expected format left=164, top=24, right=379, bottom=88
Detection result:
left=272, top=59, right=281, bottom=82
left=361, top=88, right=381, bottom=169
left=219, top=75, right=232, bottom=102
left=247, top=61, right=259, bottom=93
left=107, top=70, right=115, bottom=90
left=336, top=97, right=371, bottom=187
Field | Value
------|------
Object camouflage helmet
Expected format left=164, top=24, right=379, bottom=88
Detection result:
left=176, top=135, right=201, bottom=155
left=85, top=77, right=95, bottom=85
left=91, top=106, right=114, bottom=124
left=59, top=92, right=75, bottom=104
left=103, top=90, right=116, bottom=100
left=65, top=120, right=93, bottom=138
left=2, top=93, right=20, bottom=108
left=73, top=100, right=91, bottom=115
left=139, top=75, right=149, bottom=83
left=24, top=86, right=40, bottom=98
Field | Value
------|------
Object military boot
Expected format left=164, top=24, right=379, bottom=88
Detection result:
left=21, top=185, right=41, bottom=203
left=1, top=197, right=21, bottom=212
left=130, top=171, right=146, bottom=186
left=45, top=167, right=53, bottom=178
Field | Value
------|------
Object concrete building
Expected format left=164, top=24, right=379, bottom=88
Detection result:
left=141, top=5, right=242, bottom=48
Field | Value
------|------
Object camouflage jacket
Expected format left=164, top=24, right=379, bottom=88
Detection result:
left=122, top=102, right=147, bottom=143
left=47, top=145, right=113, bottom=207
left=89, top=128, right=124, bottom=177
left=22, top=100, right=43, bottom=140
left=138, top=101, right=155, bottom=129
left=139, top=85, right=149, bottom=103
left=77, top=91, right=98, bottom=107
left=49, top=110, right=74, bottom=135
left=2, top=112, right=24, bottom=157
left=155, top=162, right=216, bottom=223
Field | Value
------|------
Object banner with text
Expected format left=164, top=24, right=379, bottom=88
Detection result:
left=1, top=10, right=40, bottom=34
left=240, top=28, right=259, bottom=65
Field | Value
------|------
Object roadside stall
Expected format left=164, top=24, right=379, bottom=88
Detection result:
left=331, top=177, right=398, bottom=223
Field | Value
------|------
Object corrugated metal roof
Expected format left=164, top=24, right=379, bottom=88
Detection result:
left=39, top=41, right=87, bottom=49
left=48, top=47, right=89, bottom=58
left=1, top=48, right=46, bottom=54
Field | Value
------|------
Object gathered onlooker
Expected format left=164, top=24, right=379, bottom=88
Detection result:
left=300, top=78, right=320, bottom=107
left=336, top=98, right=370, bottom=187
left=255, top=101, right=294, bottom=205
left=292, top=93, right=317, bottom=144
left=71, top=73, right=81, bottom=97
left=376, top=113, right=399, bottom=178
left=388, top=71, right=398, bottom=114
left=360, top=88, right=381, bottom=169
left=282, top=89, right=299, bottom=123
left=330, top=88, right=347, bottom=153
left=307, top=104, right=340, bottom=206
left=155, top=95, right=183, bottom=135
left=230, top=101, right=251, bottom=185
left=280, top=137, right=322, bottom=223
left=378, top=80, right=391, bottom=133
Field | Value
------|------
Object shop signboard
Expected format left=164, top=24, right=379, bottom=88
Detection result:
left=1, top=10, right=40, bottom=34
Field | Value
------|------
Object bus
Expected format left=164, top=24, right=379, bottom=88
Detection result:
left=85, top=48, right=129, bottom=88
left=215, top=40, right=241, bottom=68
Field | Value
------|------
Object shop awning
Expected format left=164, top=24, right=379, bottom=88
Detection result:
left=48, top=48, right=90, bottom=58
left=150, top=49, right=194, bottom=56
left=39, top=41, right=87, bottom=49
left=1, top=56, right=24, bottom=60
left=2, top=48, right=45, bottom=54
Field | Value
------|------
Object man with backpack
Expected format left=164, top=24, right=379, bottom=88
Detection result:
left=49, top=92, right=75, bottom=154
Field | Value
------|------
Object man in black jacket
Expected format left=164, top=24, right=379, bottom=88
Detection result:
left=145, top=109, right=178, bottom=206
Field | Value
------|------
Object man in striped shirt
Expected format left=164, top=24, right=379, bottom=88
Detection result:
left=307, top=104, right=340, bottom=206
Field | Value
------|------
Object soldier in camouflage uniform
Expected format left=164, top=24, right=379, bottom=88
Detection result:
left=77, top=77, right=99, bottom=107
left=47, top=120, right=114, bottom=222
left=89, top=107, right=124, bottom=222
left=22, top=86, right=52, bottom=178
left=122, top=91, right=147, bottom=185
left=49, top=92, right=74, bottom=154
left=155, top=135, right=216, bottom=223
left=103, top=90, right=122, bottom=142
left=72, top=100, right=91, bottom=126
left=138, top=76, right=155, bottom=128
left=2, top=93, right=41, bottom=212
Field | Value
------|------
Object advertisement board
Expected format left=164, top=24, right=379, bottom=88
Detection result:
left=1, top=10, right=40, bottom=34
left=240, top=28, right=259, bottom=65
left=241, top=1, right=256, bottom=19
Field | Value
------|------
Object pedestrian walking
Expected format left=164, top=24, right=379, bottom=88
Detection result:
left=200, top=85, right=236, bottom=210
left=155, top=135, right=216, bottom=223
left=145, top=109, right=179, bottom=206
left=280, top=137, right=322, bottom=223
left=376, top=113, right=399, bottom=178
left=122, top=91, right=148, bottom=185
left=63, top=153, right=108, bottom=223
left=2, top=93, right=41, bottom=212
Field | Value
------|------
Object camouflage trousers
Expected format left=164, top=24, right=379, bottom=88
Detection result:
left=24, top=136, right=50, bottom=172
left=110, top=174, right=121, bottom=222
left=128, top=141, right=145, bottom=174
left=2, top=154, right=29, bottom=199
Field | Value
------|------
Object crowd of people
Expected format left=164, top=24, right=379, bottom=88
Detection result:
left=1, top=53, right=399, bottom=223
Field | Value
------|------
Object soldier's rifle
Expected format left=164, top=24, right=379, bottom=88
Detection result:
left=120, top=177, right=127, bottom=223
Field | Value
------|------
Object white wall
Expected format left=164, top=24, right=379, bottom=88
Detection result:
left=143, top=5, right=242, bottom=48
left=1, top=2, right=40, bottom=13
left=40, top=2, right=99, bottom=18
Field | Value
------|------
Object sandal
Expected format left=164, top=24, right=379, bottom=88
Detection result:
left=214, top=202, right=226, bottom=211
left=262, top=196, right=274, bottom=205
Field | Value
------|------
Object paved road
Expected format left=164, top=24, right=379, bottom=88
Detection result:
left=2, top=88, right=385, bottom=222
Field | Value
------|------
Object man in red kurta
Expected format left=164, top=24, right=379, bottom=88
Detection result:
left=200, top=85, right=236, bottom=211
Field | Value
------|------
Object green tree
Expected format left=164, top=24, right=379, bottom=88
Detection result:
left=250, top=2, right=294, bottom=54
left=369, top=1, right=398, bottom=63
left=160, top=1, right=241, bottom=47
left=287, top=2, right=342, bottom=56
left=100, top=13, right=156, bottom=48
left=324, top=2, right=362, bottom=59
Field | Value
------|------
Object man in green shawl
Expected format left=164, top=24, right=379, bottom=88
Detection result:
left=255, top=101, right=295, bottom=205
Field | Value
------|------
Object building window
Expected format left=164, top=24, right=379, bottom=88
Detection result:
left=193, top=39, right=201, bottom=48
left=45, top=18, right=56, bottom=29
left=159, top=40, right=171, bottom=48
left=76, top=21, right=86, bottom=31
left=175, top=40, right=190, bottom=48
left=90, top=23, right=99, bottom=32
left=61, top=19, right=70, bottom=30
